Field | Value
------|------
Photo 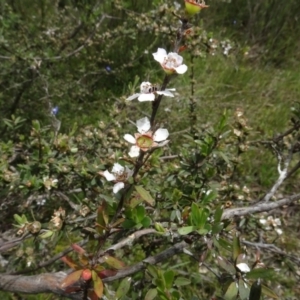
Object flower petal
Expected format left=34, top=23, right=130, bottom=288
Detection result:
left=124, top=134, right=136, bottom=144
left=175, top=64, right=188, bottom=74
left=136, top=117, right=151, bottom=134
left=125, top=166, right=134, bottom=178
left=236, top=263, right=250, bottom=273
left=103, top=170, right=116, bottom=181
left=126, top=93, right=141, bottom=101
left=157, top=90, right=175, bottom=97
left=152, top=48, right=167, bottom=64
left=153, top=128, right=169, bottom=142
left=128, top=145, right=140, bottom=157
left=138, top=93, right=155, bottom=102
left=112, top=163, right=124, bottom=173
left=113, top=182, right=124, bottom=194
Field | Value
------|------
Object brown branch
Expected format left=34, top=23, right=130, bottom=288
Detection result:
left=0, top=241, right=187, bottom=298
left=0, top=271, right=81, bottom=300
left=221, top=193, right=300, bottom=220
left=102, top=240, right=187, bottom=282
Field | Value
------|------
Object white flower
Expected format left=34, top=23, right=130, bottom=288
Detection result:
left=236, top=263, right=250, bottom=273
left=102, top=163, right=133, bottom=193
left=152, top=48, right=188, bottom=74
left=124, top=117, right=169, bottom=157
left=126, top=81, right=175, bottom=102
left=259, top=216, right=282, bottom=235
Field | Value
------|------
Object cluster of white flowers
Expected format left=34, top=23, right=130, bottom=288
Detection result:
left=102, top=48, right=187, bottom=193
left=259, top=216, right=283, bottom=235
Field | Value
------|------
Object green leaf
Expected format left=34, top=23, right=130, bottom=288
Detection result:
left=154, top=222, right=166, bottom=233
left=103, top=255, right=126, bottom=270
left=92, top=270, right=104, bottom=298
left=233, top=235, right=242, bottom=261
left=136, top=205, right=146, bottom=222
left=191, top=202, right=201, bottom=225
left=174, top=276, right=191, bottom=286
left=129, top=197, right=143, bottom=208
left=249, top=280, right=262, bottom=300
left=212, top=222, right=224, bottom=234
left=122, top=219, right=136, bottom=229
left=261, top=284, right=279, bottom=299
left=214, top=206, right=223, bottom=223
left=116, top=277, right=131, bottom=299
left=178, top=226, right=194, bottom=235
left=245, top=268, right=275, bottom=280
left=135, top=186, right=155, bottom=206
left=214, top=238, right=232, bottom=252
left=145, top=288, right=157, bottom=300
left=13, top=214, right=25, bottom=225
left=96, top=201, right=109, bottom=234
left=163, top=270, right=175, bottom=289
left=39, top=230, right=54, bottom=239
left=147, top=265, right=158, bottom=278
left=224, top=281, right=238, bottom=300
left=217, top=256, right=236, bottom=275
left=238, top=279, right=250, bottom=300
left=201, top=190, right=217, bottom=205
left=140, top=216, right=151, bottom=228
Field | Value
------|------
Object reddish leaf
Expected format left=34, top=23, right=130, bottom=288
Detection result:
left=97, top=269, right=118, bottom=278
left=88, top=290, right=99, bottom=300
left=61, top=255, right=79, bottom=270
left=72, top=244, right=86, bottom=255
left=61, top=270, right=83, bottom=289
left=103, top=255, right=126, bottom=270
left=64, top=286, right=82, bottom=294
left=92, top=270, right=104, bottom=298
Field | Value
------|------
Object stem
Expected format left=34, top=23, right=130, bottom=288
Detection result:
left=189, top=54, right=197, bottom=137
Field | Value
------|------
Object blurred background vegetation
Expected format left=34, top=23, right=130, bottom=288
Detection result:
left=1, top=0, right=300, bottom=299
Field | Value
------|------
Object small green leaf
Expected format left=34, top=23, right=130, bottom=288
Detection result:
left=217, top=256, right=236, bottom=275
left=136, top=205, right=146, bottom=222
left=191, top=203, right=201, bottom=225
left=174, top=276, right=191, bottom=286
left=238, top=279, right=250, bottom=300
left=154, top=222, right=166, bottom=233
left=145, top=288, right=157, bottom=300
left=147, top=265, right=158, bottom=278
left=14, top=214, right=25, bottom=225
left=261, top=284, right=279, bottom=299
left=164, top=270, right=175, bottom=289
left=116, top=277, right=131, bottom=299
left=224, top=281, right=238, bottom=300
left=214, top=238, right=232, bottom=252
left=214, top=206, right=223, bottom=223
left=103, top=255, right=126, bottom=270
left=212, top=222, right=224, bottom=234
left=92, top=270, right=104, bottom=298
left=245, top=268, right=275, bottom=280
left=141, top=216, right=151, bottom=228
left=233, top=235, right=242, bottom=261
left=39, top=230, right=54, bottom=239
left=135, top=186, right=155, bottom=206
left=178, top=226, right=194, bottom=235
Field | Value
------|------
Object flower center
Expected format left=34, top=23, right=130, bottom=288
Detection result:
left=114, top=171, right=127, bottom=182
left=136, top=135, right=153, bottom=149
left=163, top=56, right=178, bottom=69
